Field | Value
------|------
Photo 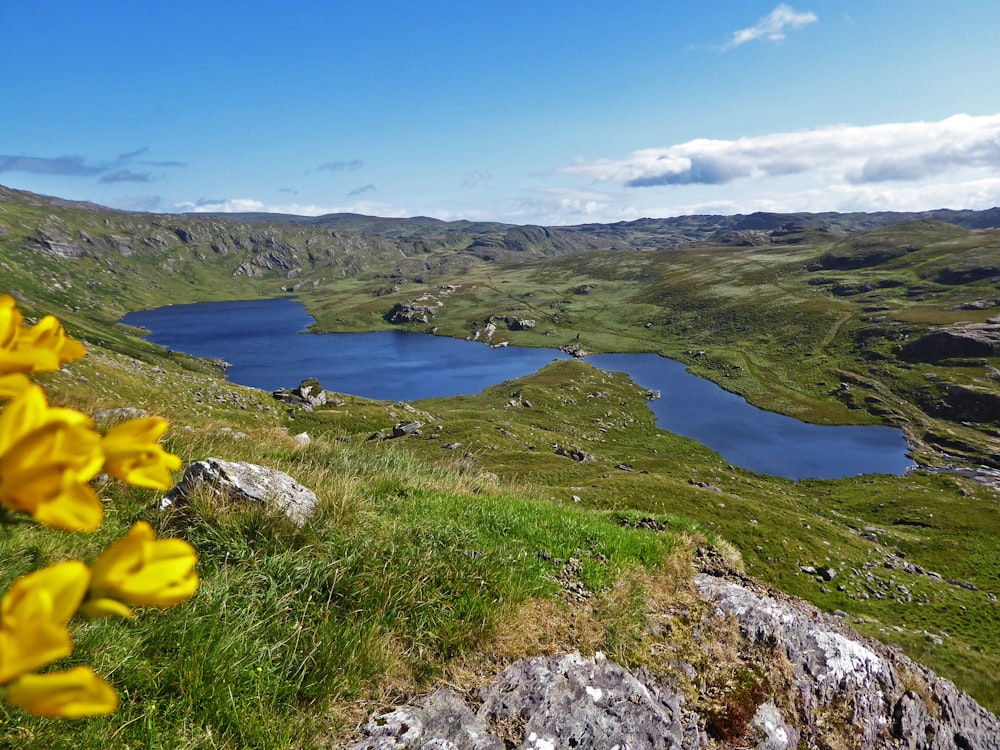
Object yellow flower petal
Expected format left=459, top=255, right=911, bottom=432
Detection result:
left=3, top=561, right=90, bottom=625
left=0, top=386, right=105, bottom=531
left=102, top=417, right=182, bottom=490
left=5, top=667, right=118, bottom=717
left=88, top=522, right=198, bottom=609
left=78, top=597, right=135, bottom=620
left=0, top=593, right=73, bottom=684
left=0, top=296, right=21, bottom=350
left=18, top=316, right=87, bottom=368
left=0, top=298, right=84, bottom=375
left=0, top=373, right=32, bottom=400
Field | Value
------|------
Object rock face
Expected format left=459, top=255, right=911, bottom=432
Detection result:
left=901, top=324, right=1000, bottom=361
left=160, top=458, right=318, bottom=526
left=928, top=384, right=1000, bottom=423
left=273, top=378, right=338, bottom=411
left=350, top=652, right=706, bottom=750
left=386, top=303, right=437, bottom=324
left=695, top=574, right=1000, bottom=750
left=348, top=575, right=1000, bottom=750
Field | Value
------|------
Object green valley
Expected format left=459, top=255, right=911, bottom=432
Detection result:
left=1, top=185, right=998, bottom=747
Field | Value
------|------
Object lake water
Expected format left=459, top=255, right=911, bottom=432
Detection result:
left=121, top=297, right=913, bottom=480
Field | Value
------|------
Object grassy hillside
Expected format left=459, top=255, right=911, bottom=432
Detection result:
left=298, top=218, right=1000, bottom=469
left=1, top=186, right=999, bottom=746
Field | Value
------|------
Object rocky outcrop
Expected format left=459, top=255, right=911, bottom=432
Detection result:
left=695, top=575, right=1000, bottom=750
left=925, top=384, right=1000, bottom=423
left=160, top=458, right=318, bottom=526
left=386, top=303, right=437, bottom=324
left=34, top=228, right=88, bottom=258
left=348, top=575, right=1000, bottom=750
left=273, top=378, right=335, bottom=411
left=350, top=652, right=706, bottom=750
left=901, top=324, right=1000, bottom=361
left=560, top=343, right=589, bottom=358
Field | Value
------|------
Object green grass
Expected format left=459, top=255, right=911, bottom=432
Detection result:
left=1, top=351, right=686, bottom=748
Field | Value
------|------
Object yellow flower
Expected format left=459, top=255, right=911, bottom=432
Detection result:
left=83, top=522, right=198, bottom=617
left=0, top=296, right=85, bottom=376
left=0, top=373, right=32, bottom=400
left=0, top=386, right=105, bottom=531
left=0, top=562, right=90, bottom=684
left=5, top=666, right=118, bottom=717
left=102, top=417, right=182, bottom=490
left=17, top=314, right=87, bottom=369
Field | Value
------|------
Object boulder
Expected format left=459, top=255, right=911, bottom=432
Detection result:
left=392, top=421, right=422, bottom=438
left=901, top=324, right=1000, bottom=361
left=160, top=458, right=318, bottom=526
left=272, top=378, right=332, bottom=409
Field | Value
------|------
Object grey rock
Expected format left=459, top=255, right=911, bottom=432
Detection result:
left=392, top=421, right=422, bottom=438
left=506, top=317, right=536, bottom=331
left=292, top=432, right=311, bottom=446
left=351, top=652, right=706, bottom=750
left=555, top=445, right=593, bottom=462
left=160, top=458, right=318, bottom=526
left=559, top=343, right=589, bottom=358
left=751, top=700, right=798, bottom=750
left=480, top=652, right=705, bottom=750
left=93, top=406, right=149, bottom=422
left=386, top=303, right=437, bottom=324
left=272, top=378, right=330, bottom=409
left=695, top=574, right=1000, bottom=750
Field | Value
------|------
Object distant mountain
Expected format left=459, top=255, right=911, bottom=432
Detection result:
left=200, top=205, right=1000, bottom=251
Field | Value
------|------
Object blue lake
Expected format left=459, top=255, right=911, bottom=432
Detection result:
left=121, top=297, right=913, bottom=480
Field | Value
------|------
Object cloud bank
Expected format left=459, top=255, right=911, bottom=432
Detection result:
left=724, top=4, right=817, bottom=50
left=562, top=114, right=1000, bottom=189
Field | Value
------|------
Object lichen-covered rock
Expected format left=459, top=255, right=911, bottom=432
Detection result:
left=351, top=652, right=706, bottom=750
left=695, top=574, right=1000, bottom=750
left=348, top=573, right=1000, bottom=750
left=352, top=690, right=503, bottom=750
left=478, top=652, right=706, bottom=750
left=160, top=458, right=318, bottom=526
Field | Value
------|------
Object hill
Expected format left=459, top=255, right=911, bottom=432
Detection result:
left=0, top=185, right=998, bottom=747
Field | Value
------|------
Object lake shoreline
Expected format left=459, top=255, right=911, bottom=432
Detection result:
left=122, top=297, right=913, bottom=480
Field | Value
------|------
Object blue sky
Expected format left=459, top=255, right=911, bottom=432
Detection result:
left=2, top=1, right=1000, bottom=225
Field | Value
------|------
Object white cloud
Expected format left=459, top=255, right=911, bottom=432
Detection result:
left=724, top=4, right=817, bottom=50
left=561, top=114, right=1000, bottom=189
left=641, top=177, right=1000, bottom=218
left=500, top=187, right=642, bottom=226
left=175, top=197, right=408, bottom=217
left=462, top=171, right=493, bottom=187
